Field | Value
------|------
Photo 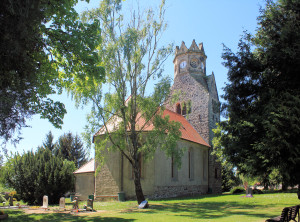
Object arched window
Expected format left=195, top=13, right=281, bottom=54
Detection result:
left=171, top=154, right=178, bottom=181
left=176, top=103, right=181, bottom=115
left=182, top=103, right=187, bottom=116
left=188, top=148, right=194, bottom=180
left=187, top=100, right=192, bottom=114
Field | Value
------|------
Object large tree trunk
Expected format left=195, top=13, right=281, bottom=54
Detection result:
left=133, top=165, right=145, bottom=204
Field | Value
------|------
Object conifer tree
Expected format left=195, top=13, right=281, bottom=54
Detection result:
left=42, top=131, right=56, bottom=151
left=55, top=132, right=87, bottom=168
left=4, top=147, right=75, bottom=205
left=218, top=0, right=300, bottom=191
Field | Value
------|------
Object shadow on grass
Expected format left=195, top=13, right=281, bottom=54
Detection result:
left=5, top=210, right=135, bottom=222
left=143, top=195, right=277, bottom=220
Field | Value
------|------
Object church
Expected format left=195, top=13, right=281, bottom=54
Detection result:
left=74, top=40, right=222, bottom=200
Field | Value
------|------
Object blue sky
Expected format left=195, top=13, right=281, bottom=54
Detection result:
left=2, top=0, right=265, bottom=158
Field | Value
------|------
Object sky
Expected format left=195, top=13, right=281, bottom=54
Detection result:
left=2, top=0, right=266, bottom=158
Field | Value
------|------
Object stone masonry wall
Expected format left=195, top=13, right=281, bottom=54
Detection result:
left=148, top=185, right=208, bottom=199
left=165, top=73, right=210, bottom=144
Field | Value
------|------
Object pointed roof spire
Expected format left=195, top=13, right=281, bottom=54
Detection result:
left=198, top=42, right=205, bottom=53
left=178, top=41, right=188, bottom=54
left=189, top=39, right=200, bottom=51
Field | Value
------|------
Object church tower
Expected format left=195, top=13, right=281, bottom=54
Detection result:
left=166, top=40, right=222, bottom=194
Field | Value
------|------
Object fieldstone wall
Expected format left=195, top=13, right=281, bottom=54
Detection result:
left=166, top=41, right=222, bottom=194
left=148, top=185, right=208, bottom=199
left=165, top=73, right=210, bottom=144
left=94, top=150, right=121, bottom=200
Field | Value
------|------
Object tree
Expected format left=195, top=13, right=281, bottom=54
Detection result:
left=212, top=125, right=241, bottom=192
left=219, top=0, right=300, bottom=192
left=43, top=131, right=56, bottom=152
left=65, top=0, right=182, bottom=204
left=55, top=132, right=88, bottom=168
left=0, top=0, right=103, bottom=147
left=3, top=147, right=76, bottom=205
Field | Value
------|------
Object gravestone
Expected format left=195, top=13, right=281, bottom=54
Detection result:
left=59, top=197, right=65, bottom=210
left=87, top=199, right=93, bottom=211
left=41, top=195, right=48, bottom=209
left=246, top=188, right=253, bottom=197
left=9, top=196, right=13, bottom=206
left=246, top=188, right=253, bottom=195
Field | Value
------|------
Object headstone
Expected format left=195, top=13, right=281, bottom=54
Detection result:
left=138, top=200, right=149, bottom=209
left=246, top=188, right=253, bottom=195
left=59, top=197, right=65, bottom=210
left=41, top=195, right=48, bottom=209
left=87, top=199, right=93, bottom=211
left=9, top=196, right=13, bottom=206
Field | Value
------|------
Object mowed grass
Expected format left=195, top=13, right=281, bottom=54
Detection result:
left=4, top=192, right=300, bottom=222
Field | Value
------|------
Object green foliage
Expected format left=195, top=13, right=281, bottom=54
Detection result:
left=43, top=131, right=56, bottom=152
left=212, top=124, right=241, bottom=192
left=219, top=0, right=300, bottom=188
left=0, top=0, right=103, bottom=146
left=66, top=0, right=179, bottom=204
left=230, top=186, right=245, bottom=194
left=0, top=194, right=5, bottom=203
left=221, top=165, right=241, bottom=192
left=3, top=147, right=76, bottom=205
left=54, top=132, right=88, bottom=168
left=253, top=189, right=264, bottom=194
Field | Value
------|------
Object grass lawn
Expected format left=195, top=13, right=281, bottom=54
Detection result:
left=3, top=192, right=300, bottom=222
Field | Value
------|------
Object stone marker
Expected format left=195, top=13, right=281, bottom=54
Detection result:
left=246, top=187, right=253, bottom=195
left=87, top=199, right=93, bottom=211
left=138, top=200, right=149, bottom=209
left=41, top=195, right=48, bottom=209
left=59, top=197, right=65, bottom=210
left=9, top=196, right=13, bottom=206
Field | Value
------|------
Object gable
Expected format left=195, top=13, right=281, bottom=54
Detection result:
left=93, top=108, right=209, bottom=147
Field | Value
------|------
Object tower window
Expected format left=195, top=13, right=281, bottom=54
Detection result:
left=182, top=103, right=187, bottom=116
left=176, top=103, right=181, bottom=115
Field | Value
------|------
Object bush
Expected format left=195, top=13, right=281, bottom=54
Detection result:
left=253, top=189, right=264, bottom=194
left=0, top=194, right=5, bottom=203
left=230, top=186, right=245, bottom=194
left=0, top=194, right=6, bottom=203
left=4, top=148, right=76, bottom=205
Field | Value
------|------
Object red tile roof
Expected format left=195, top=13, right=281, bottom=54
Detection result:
left=94, top=108, right=209, bottom=147
left=161, top=109, right=210, bottom=147
left=73, top=159, right=95, bottom=174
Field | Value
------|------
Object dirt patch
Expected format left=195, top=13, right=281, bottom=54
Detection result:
left=23, top=208, right=106, bottom=215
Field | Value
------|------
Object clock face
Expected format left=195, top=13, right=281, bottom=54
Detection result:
left=180, top=61, right=187, bottom=69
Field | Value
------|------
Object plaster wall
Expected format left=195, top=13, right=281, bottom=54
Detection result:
left=75, top=172, right=95, bottom=200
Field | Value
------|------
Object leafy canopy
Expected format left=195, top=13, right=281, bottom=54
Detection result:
left=0, top=0, right=103, bottom=147
left=66, top=0, right=182, bottom=204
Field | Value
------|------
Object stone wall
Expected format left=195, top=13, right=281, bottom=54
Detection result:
left=149, top=185, right=208, bottom=199
left=94, top=149, right=121, bottom=200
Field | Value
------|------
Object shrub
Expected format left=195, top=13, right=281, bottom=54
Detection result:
left=4, top=148, right=76, bottom=205
left=0, top=194, right=6, bottom=203
left=230, top=186, right=245, bottom=194
left=253, top=189, right=264, bottom=194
